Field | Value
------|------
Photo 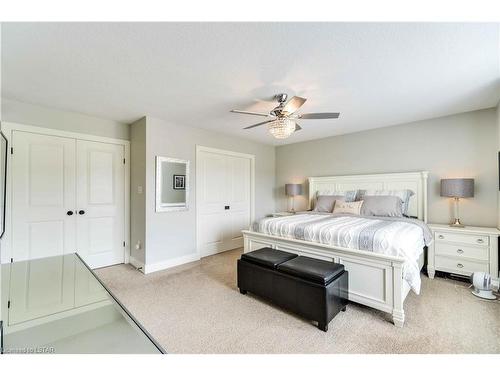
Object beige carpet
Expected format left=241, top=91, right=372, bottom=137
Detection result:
left=96, top=249, right=500, bottom=354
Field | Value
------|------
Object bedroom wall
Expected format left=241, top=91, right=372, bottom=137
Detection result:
left=275, top=108, right=498, bottom=227
left=129, top=117, right=147, bottom=265
left=1, top=98, right=130, bottom=140
left=142, top=116, right=276, bottom=269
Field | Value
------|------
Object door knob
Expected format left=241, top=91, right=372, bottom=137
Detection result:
left=78, top=210, right=85, bottom=215
left=66, top=210, right=74, bottom=216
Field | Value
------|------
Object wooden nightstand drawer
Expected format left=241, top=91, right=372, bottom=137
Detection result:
left=434, top=243, right=489, bottom=261
left=435, top=232, right=488, bottom=247
left=435, top=255, right=488, bottom=276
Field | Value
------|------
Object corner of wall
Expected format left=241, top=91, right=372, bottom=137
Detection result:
left=497, top=100, right=500, bottom=229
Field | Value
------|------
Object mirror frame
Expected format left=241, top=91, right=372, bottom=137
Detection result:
left=155, top=156, right=190, bottom=212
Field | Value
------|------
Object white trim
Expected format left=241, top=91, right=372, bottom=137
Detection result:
left=155, top=156, right=190, bottom=212
left=195, top=145, right=256, bottom=259
left=0, top=121, right=131, bottom=266
left=1, top=122, right=129, bottom=146
left=143, top=252, right=199, bottom=274
left=308, top=171, right=429, bottom=222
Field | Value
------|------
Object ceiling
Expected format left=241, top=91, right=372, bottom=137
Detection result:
left=2, top=22, right=499, bottom=145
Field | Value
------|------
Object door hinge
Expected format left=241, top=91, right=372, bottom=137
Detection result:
left=7, top=301, right=10, bottom=309
left=10, top=258, right=13, bottom=263
left=123, top=241, right=126, bottom=247
left=10, top=147, right=13, bottom=155
left=123, top=158, right=126, bottom=164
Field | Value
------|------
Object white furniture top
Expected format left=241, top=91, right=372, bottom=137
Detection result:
left=428, top=224, right=500, bottom=236
left=308, top=171, right=429, bottom=222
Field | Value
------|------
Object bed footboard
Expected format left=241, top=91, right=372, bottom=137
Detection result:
left=242, top=230, right=408, bottom=327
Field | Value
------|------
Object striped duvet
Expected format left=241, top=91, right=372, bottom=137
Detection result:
left=252, top=213, right=432, bottom=294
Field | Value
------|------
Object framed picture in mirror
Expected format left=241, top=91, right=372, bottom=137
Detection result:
left=173, top=175, right=186, bottom=190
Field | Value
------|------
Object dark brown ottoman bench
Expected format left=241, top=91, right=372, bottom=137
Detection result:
left=237, top=247, right=348, bottom=332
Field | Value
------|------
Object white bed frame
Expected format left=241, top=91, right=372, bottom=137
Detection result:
left=242, top=171, right=429, bottom=327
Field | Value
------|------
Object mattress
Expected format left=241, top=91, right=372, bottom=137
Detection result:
left=252, top=213, right=433, bottom=294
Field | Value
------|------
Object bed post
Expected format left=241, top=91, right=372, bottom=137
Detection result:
left=243, top=234, right=250, bottom=254
left=392, top=261, right=405, bottom=327
left=421, top=171, right=428, bottom=223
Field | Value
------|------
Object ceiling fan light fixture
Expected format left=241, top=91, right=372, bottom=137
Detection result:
left=268, top=117, right=296, bottom=139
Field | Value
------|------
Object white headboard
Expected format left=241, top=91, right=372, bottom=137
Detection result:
left=308, top=171, right=429, bottom=222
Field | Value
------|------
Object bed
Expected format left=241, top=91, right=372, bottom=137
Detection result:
left=242, top=171, right=430, bottom=327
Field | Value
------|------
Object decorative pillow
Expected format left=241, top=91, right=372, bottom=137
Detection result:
left=316, top=190, right=357, bottom=202
left=332, top=200, right=364, bottom=215
left=357, top=189, right=414, bottom=215
left=313, top=195, right=344, bottom=212
left=360, top=196, right=403, bottom=217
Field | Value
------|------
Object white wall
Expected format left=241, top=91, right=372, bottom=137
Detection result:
left=143, top=116, right=275, bottom=267
left=1, top=98, right=130, bottom=140
left=276, top=108, right=498, bottom=227
left=129, top=117, right=147, bottom=265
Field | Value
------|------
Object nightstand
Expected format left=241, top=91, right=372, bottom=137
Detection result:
left=427, top=224, right=499, bottom=283
left=268, top=212, right=296, bottom=217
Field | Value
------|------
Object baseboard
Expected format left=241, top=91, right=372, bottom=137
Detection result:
left=128, top=256, right=145, bottom=273
left=144, top=252, right=200, bottom=274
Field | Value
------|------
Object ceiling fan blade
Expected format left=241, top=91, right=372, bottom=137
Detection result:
left=231, top=109, right=270, bottom=117
left=243, top=119, right=274, bottom=130
left=299, top=112, right=340, bottom=119
left=282, top=96, right=307, bottom=114
left=295, top=123, right=302, bottom=131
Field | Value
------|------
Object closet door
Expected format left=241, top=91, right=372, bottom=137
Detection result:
left=75, top=140, right=125, bottom=269
left=11, top=131, right=76, bottom=262
left=224, top=155, right=251, bottom=251
left=197, top=149, right=252, bottom=257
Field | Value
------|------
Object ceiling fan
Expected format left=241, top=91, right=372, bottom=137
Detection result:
left=231, top=93, right=340, bottom=139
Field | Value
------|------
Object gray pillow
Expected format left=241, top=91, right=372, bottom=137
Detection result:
left=314, top=195, right=344, bottom=212
left=360, top=195, right=403, bottom=217
left=357, top=189, right=414, bottom=215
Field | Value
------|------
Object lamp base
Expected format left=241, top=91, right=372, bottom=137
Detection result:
left=449, top=218, right=465, bottom=228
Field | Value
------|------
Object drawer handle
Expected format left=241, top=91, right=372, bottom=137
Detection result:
left=438, top=235, right=444, bottom=239
left=476, top=239, right=484, bottom=244
left=457, top=263, right=464, bottom=268
left=456, top=249, right=464, bottom=254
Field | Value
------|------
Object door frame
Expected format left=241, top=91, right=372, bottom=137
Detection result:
left=195, top=145, right=255, bottom=259
left=0, top=121, right=131, bottom=266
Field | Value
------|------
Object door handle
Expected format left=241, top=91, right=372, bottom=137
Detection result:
left=225, top=206, right=230, bottom=210
left=78, top=210, right=85, bottom=215
left=66, top=210, right=74, bottom=216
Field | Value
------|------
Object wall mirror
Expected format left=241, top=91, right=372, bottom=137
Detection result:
left=155, top=156, right=189, bottom=212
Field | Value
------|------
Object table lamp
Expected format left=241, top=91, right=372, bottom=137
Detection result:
left=285, top=183, right=302, bottom=213
left=440, top=178, right=474, bottom=227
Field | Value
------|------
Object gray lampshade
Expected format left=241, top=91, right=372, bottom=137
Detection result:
left=285, top=183, right=302, bottom=197
left=440, top=178, right=474, bottom=198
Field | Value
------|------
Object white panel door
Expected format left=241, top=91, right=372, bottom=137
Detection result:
left=198, top=150, right=251, bottom=257
left=11, top=131, right=76, bottom=262
left=76, top=140, right=125, bottom=268
left=225, top=155, right=251, bottom=251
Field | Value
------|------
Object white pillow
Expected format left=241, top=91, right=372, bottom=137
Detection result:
left=332, top=200, right=364, bottom=215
